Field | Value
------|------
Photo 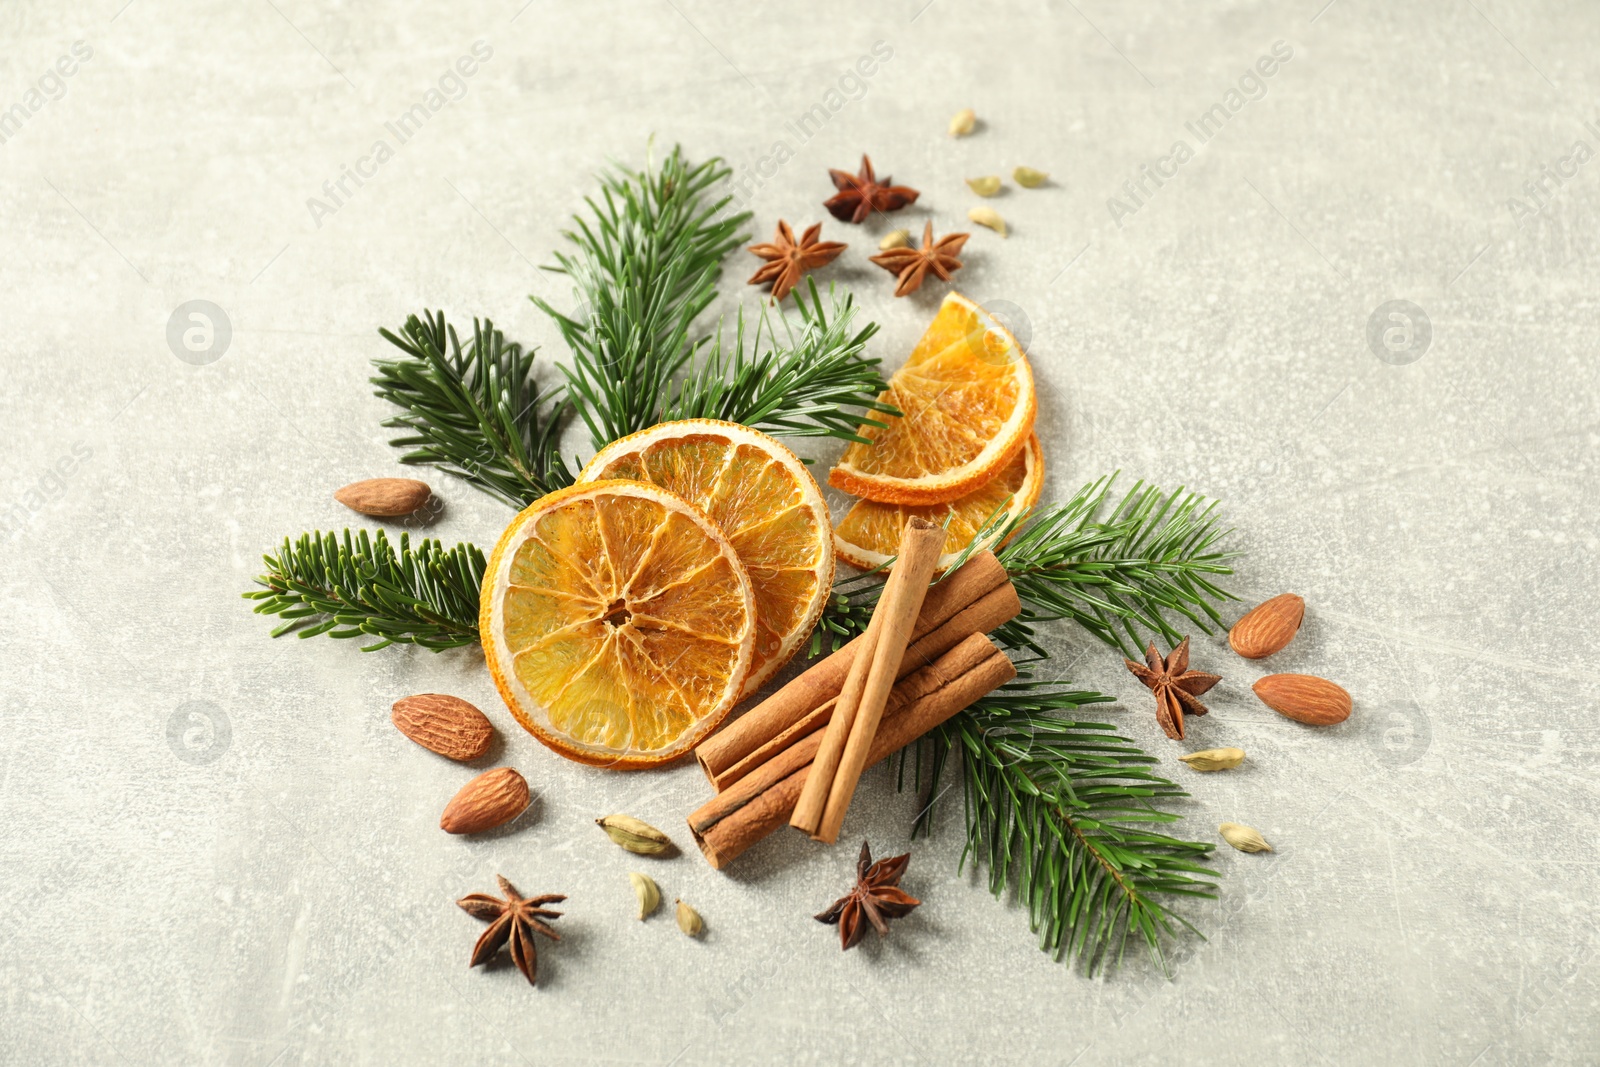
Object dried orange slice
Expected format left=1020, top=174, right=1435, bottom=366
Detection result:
left=829, top=292, right=1035, bottom=505
left=835, top=433, right=1044, bottom=573
left=577, top=420, right=833, bottom=697
left=480, top=480, right=754, bottom=769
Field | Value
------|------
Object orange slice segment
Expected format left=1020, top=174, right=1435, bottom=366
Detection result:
left=834, top=432, right=1044, bottom=573
left=578, top=420, right=834, bottom=697
left=480, top=480, right=754, bottom=768
left=829, top=292, right=1035, bottom=505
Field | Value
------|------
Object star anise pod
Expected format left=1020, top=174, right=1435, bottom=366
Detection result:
left=814, top=840, right=921, bottom=950
left=457, top=875, right=565, bottom=986
left=746, top=220, right=847, bottom=303
left=1123, top=637, right=1222, bottom=741
left=868, top=220, right=969, bottom=297
left=824, top=155, right=919, bottom=225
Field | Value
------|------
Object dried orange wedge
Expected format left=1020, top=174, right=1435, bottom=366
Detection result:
left=835, top=433, right=1044, bottom=573
left=480, top=480, right=755, bottom=769
left=829, top=292, right=1035, bottom=505
left=578, top=420, right=833, bottom=697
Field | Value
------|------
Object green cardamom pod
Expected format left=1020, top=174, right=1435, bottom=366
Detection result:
left=966, top=175, right=1003, bottom=197
left=1179, top=747, right=1246, bottom=772
left=1219, top=822, right=1272, bottom=853
left=597, top=814, right=673, bottom=855
left=675, top=898, right=703, bottom=937
left=628, top=872, right=660, bottom=920
left=1013, top=166, right=1049, bottom=188
left=968, top=205, right=1007, bottom=237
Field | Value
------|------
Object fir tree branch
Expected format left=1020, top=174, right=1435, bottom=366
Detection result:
left=817, top=475, right=1238, bottom=657
left=374, top=310, right=574, bottom=510
left=999, top=476, right=1238, bottom=655
left=913, top=680, right=1218, bottom=974
left=666, top=279, right=897, bottom=443
left=242, top=529, right=484, bottom=651
left=531, top=144, right=751, bottom=450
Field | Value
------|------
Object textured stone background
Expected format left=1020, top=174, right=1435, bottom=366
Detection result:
left=3, top=1, right=1598, bottom=1064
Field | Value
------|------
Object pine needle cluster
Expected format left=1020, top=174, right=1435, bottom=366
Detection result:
left=999, top=476, right=1237, bottom=655
left=374, top=311, right=572, bottom=509
left=243, top=529, right=483, bottom=651
left=530, top=146, right=750, bottom=449
left=663, top=278, right=896, bottom=442
left=917, top=679, right=1218, bottom=973
left=818, top=475, right=1238, bottom=658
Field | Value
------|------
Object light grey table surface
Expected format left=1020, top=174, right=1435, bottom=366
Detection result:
left=4, top=1, right=1598, bottom=1064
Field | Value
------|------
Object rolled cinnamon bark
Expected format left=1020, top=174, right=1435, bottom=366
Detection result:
left=694, top=634, right=1002, bottom=832
left=804, top=518, right=945, bottom=841
left=688, top=633, right=1016, bottom=869
left=695, top=551, right=1016, bottom=787
left=705, top=582, right=1022, bottom=791
left=793, top=518, right=944, bottom=837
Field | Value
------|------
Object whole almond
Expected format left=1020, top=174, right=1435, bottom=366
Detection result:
left=334, top=477, right=432, bottom=517
left=440, top=767, right=530, bottom=834
left=1229, top=594, right=1305, bottom=659
left=1252, top=673, right=1351, bottom=725
left=392, top=693, right=494, bottom=762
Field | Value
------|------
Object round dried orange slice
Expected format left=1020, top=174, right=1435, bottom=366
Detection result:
left=834, top=432, right=1044, bottom=573
left=480, top=480, right=754, bottom=769
left=577, top=420, right=833, bottom=697
left=829, top=292, right=1035, bottom=505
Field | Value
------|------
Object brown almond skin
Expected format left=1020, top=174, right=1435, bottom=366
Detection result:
left=1229, top=594, right=1305, bottom=659
left=392, top=694, right=494, bottom=762
left=1253, top=674, right=1351, bottom=725
left=440, top=768, right=530, bottom=834
left=334, top=477, right=432, bottom=517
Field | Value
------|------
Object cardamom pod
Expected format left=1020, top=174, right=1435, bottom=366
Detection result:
left=1219, top=822, right=1272, bottom=853
left=968, top=205, right=1007, bottom=237
left=628, top=872, right=660, bottom=920
left=949, top=107, right=976, bottom=137
left=675, top=898, right=704, bottom=937
left=1179, top=747, right=1246, bottom=772
left=879, top=228, right=911, bottom=250
left=966, top=175, right=1002, bottom=197
left=1013, top=166, right=1048, bottom=188
left=596, top=814, right=672, bottom=855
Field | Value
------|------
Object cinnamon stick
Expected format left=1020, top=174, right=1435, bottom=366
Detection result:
left=688, top=633, right=1015, bottom=869
left=696, top=634, right=1002, bottom=828
left=788, top=585, right=888, bottom=836
left=792, top=518, right=946, bottom=840
left=706, top=581, right=1022, bottom=792
left=812, top=518, right=947, bottom=843
left=695, top=550, right=1011, bottom=786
